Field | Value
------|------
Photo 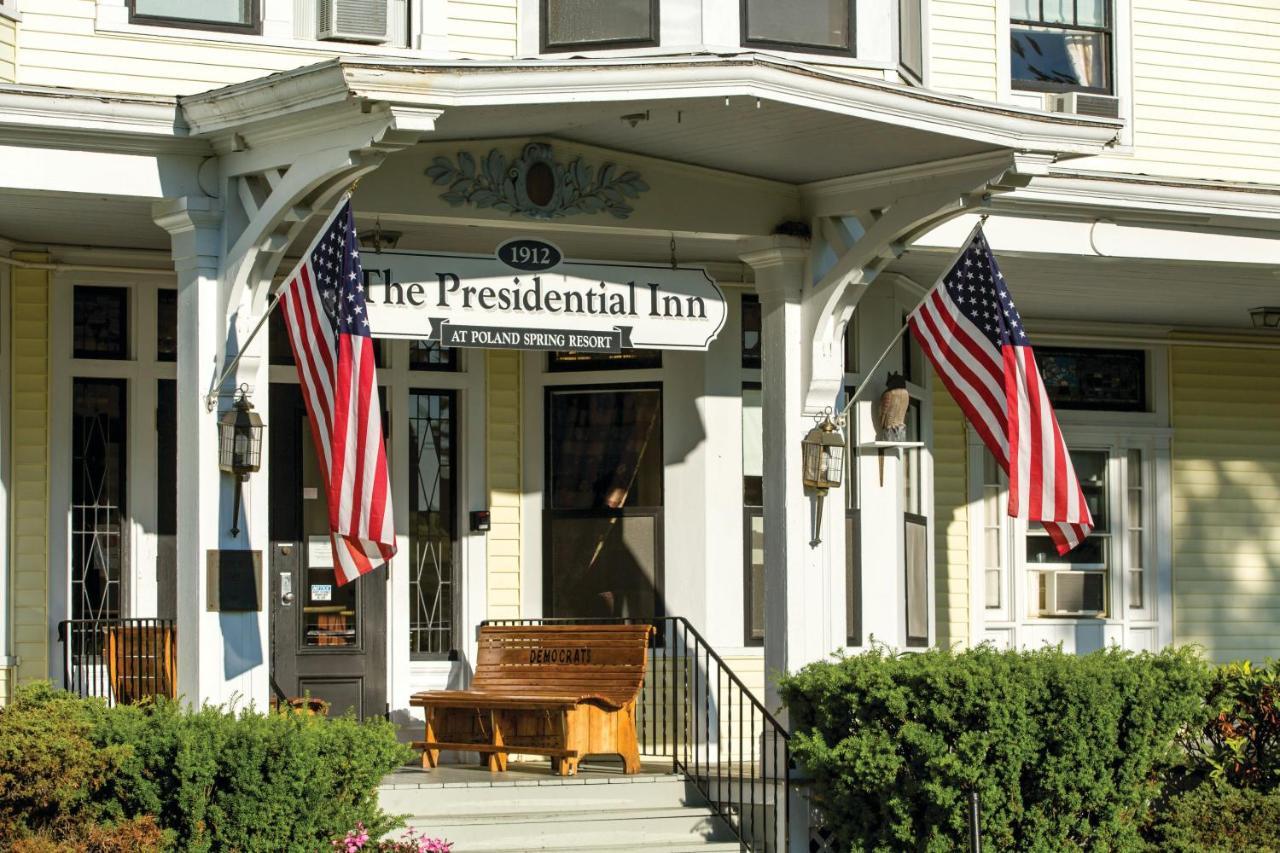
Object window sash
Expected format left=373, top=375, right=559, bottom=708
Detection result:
left=540, top=0, right=660, bottom=52
left=128, top=0, right=261, bottom=34
left=741, top=0, right=857, bottom=56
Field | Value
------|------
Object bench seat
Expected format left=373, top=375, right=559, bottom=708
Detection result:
left=409, top=624, right=653, bottom=775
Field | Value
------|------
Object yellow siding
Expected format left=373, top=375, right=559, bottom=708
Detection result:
left=10, top=254, right=50, bottom=686
left=486, top=350, right=522, bottom=619
left=0, top=667, right=10, bottom=705
left=1171, top=346, right=1280, bottom=663
left=929, top=0, right=999, bottom=101
left=1123, top=0, right=1280, bottom=183
left=932, top=372, right=970, bottom=648
left=0, top=15, right=15, bottom=83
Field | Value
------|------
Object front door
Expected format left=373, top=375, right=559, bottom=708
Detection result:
left=543, top=384, right=664, bottom=619
left=269, top=383, right=387, bottom=719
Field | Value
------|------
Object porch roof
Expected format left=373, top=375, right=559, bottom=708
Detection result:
left=178, top=53, right=1122, bottom=185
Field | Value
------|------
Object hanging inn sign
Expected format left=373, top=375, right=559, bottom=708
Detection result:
left=361, top=239, right=726, bottom=352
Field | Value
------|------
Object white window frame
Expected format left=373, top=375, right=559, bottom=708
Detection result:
left=49, top=272, right=177, bottom=684
left=516, top=0, right=901, bottom=71
left=995, top=0, right=1135, bottom=150
left=969, top=343, right=1172, bottom=652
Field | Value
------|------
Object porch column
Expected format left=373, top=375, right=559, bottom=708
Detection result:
left=155, top=196, right=269, bottom=709
left=741, top=240, right=843, bottom=714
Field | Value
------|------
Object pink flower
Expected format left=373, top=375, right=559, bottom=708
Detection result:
left=332, top=822, right=370, bottom=851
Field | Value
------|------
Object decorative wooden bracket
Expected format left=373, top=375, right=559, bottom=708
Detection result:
left=798, top=151, right=1039, bottom=413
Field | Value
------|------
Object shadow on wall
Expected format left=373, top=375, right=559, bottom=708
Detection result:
left=1170, top=345, right=1280, bottom=665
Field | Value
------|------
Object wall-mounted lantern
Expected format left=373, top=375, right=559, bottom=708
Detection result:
left=218, top=385, right=264, bottom=538
left=801, top=410, right=846, bottom=545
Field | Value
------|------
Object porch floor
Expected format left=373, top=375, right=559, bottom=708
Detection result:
left=383, top=758, right=677, bottom=789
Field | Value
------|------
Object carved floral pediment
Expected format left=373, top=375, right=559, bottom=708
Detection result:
left=425, top=143, right=649, bottom=220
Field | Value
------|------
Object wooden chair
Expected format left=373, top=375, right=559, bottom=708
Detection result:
left=410, top=624, right=653, bottom=775
left=105, top=624, right=177, bottom=705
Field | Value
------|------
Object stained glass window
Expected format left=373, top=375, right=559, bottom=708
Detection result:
left=74, top=287, right=129, bottom=360
left=408, top=390, right=458, bottom=658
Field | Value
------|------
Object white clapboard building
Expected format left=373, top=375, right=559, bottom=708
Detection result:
left=0, top=1, right=1277, bottom=848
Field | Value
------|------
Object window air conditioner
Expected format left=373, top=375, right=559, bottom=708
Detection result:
left=1046, top=92, right=1121, bottom=119
left=318, top=0, right=388, bottom=44
left=1035, top=570, right=1106, bottom=617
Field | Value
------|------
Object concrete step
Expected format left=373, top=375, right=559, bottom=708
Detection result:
left=398, top=805, right=739, bottom=850
left=380, top=765, right=741, bottom=850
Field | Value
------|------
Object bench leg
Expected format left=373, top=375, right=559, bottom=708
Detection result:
left=488, top=710, right=508, bottom=773
left=421, top=709, right=439, bottom=769
left=620, top=702, right=642, bottom=774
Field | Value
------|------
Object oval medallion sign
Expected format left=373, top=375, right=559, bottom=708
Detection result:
left=496, top=238, right=562, bottom=272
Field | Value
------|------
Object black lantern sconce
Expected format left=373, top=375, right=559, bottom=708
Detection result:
left=801, top=409, right=846, bottom=545
left=218, top=384, right=264, bottom=538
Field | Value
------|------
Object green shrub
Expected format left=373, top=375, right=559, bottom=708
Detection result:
left=1180, top=659, right=1280, bottom=792
left=0, top=682, right=141, bottom=847
left=1148, top=783, right=1280, bottom=852
left=2, top=684, right=414, bottom=853
left=778, top=644, right=1212, bottom=852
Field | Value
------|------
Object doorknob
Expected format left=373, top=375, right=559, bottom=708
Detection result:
left=280, top=571, right=295, bottom=606
left=281, top=591, right=296, bottom=605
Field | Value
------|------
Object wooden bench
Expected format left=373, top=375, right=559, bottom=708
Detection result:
left=409, top=624, right=653, bottom=776
left=105, top=623, right=176, bottom=705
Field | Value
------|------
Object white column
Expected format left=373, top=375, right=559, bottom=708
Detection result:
left=740, top=240, right=844, bottom=714
left=854, top=288, right=907, bottom=648
left=155, top=196, right=269, bottom=710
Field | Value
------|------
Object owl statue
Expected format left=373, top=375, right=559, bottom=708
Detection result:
left=877, top=372, right=910, bottom=442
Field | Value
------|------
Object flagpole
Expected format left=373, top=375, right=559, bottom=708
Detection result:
left=203, top=288, right=286, bottom=410
left=203, top=190, right=357, bottom=411
left=836, top=213, right=990, bottom=422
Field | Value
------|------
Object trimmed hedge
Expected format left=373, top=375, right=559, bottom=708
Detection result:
left=779, top=645, right=1212, bottom=852
left=0, top=683, right=413, bottom=852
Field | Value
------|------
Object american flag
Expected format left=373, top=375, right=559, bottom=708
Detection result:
left=906, top=225, right=1093, bottom=554
left=278, top=198, right=396, bottom=584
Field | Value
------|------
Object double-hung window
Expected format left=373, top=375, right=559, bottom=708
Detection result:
left=742, top=0, right=855, bottom=56
left=541, top=0, right=659, bottom=52
left=129, top=0, right=261, bottom=33
left=1011, top=0, right=1112, bottom=93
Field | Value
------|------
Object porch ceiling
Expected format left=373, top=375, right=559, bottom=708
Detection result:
left=0, top=188, right=168, bottom=250
left=424, top=98, right=998, bottom=184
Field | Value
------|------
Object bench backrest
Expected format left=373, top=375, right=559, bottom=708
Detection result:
left=471, top=624, right=654, bottom=708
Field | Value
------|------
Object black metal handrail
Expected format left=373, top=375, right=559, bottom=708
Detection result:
left=482, top=616, right=790, bottom=852
left=56, top=618, right=177, bottom=706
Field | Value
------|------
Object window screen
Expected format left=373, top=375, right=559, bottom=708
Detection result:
left=542, top=0, right=657, bottom=51
left=131, top=0, right=258, bottom=31
left=743, top=0, right=853, bottom=53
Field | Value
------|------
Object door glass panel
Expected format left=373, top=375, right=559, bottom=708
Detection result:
left=72, top=379, right=127, bottom=625
left=409, top=390, right=458, bottom=658
left=300, top=418, right=357, bottom=648
left=548, top=388, right=663, bottom=510
left=548, top=515, right=657, bottom=618
left=546, top=387, right=663, bottom=620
